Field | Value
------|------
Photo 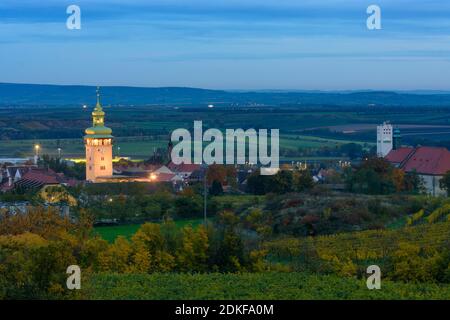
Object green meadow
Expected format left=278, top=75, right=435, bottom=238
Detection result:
left=94, top=218, right=205, bottom=243
left=0, top=134, right=371, bottom=158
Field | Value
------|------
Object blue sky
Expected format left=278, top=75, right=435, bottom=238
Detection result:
left=1, top=0, right=450, bottom=90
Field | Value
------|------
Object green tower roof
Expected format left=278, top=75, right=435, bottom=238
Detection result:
left=84, top=87, right=113, bottom=139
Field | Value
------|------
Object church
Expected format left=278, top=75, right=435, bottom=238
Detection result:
left=84, top=88, right=114, bottom=182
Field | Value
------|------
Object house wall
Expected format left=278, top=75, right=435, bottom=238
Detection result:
left=420, top=174, right=446, bottom=196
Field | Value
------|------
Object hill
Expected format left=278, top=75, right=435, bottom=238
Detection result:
left=2, top=83, right=450, bottom=107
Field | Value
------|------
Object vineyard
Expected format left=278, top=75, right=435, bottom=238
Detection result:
left=264, top=221, right=450, bottom=280
left=407, top=204, right=450, bottom=225
left=82, top=272, right=450, bottom=300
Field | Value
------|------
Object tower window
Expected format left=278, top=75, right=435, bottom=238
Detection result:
left=101, top=157, right=104, bottom=161
left=100, top=166, right=106, bottom=170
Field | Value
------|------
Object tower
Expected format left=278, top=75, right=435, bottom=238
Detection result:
left=84, top=87, right=113, bottom=182
left=393, top=128, right=401, bottom=150
left=376, top=122, right=393, bottom=157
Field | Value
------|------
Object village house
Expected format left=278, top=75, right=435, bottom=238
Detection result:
left=385, top=146, right=450, bottom=196
left=0, top=166, right=78, bottom=192
left=167, top=162, right=202, bottom=179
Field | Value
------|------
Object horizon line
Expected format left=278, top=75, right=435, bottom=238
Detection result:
left=1, top=81, right=450, bottom=95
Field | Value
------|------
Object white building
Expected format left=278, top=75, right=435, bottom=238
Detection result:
left=377, top=122, right=393, bottom=157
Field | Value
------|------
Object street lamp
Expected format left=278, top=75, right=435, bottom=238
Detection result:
left=33, top=144, right=41, bottom=165
left=203, top=168, right=208, bottom=226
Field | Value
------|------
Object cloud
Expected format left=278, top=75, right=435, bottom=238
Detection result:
left=1, top=0, right=450, bottom=89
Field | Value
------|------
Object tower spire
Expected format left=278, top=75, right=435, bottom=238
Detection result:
left=96, top=86, right=101, bottom=109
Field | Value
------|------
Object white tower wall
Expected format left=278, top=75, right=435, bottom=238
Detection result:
left=377, top=122, right=393, bottom=157
left=85, top=139, right=113, bottom=182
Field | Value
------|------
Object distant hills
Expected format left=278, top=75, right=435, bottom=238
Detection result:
left=1, top=82, right=450, bottom=107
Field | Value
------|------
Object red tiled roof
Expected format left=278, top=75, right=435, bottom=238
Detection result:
left=156, top=173, right=178, bottom=182
left=402, top=147, right=450, bottom=175
left=385, top=147, right=414, bottom=163
left=15, top=168, right=80, bottom=187
left=21, top=170, right=60, bottom=184
left=167, top=162, right=201, bottom=173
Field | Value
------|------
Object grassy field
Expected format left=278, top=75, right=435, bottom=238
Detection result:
left=0, top=137, right=167, bottom=158
left=0, top=133, right=368, bottom=158
left=94, top=218, right=205, bottom=242
left=94, top=195, right=263, bottom=242
left=82, top=272, right=450, bottom=300
left=213, top=195, right=265, bottom=209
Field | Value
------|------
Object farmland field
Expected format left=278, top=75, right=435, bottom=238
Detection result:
left=4, top=105, right=450, bottom=160
left=0, top=134, right=371, bottom=158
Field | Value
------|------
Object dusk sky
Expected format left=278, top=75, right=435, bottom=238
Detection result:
left=1, top=0, right=450, bottom=90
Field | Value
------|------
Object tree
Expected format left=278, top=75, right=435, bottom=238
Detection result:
left=207, top=164, right=227, bottom=185
left=293, top=170, right=314, bottom=192
left=405, top=170, right=425, bottom=194
left=391, top=168, right=405, bottom=193
left=246, top=170, right=268, bottom=195
left=209, top=180, right=224, bottom=196
left=340, top=143, right=363, bottom=160
left=0, top=206, right=75, bottom=240
left=131, top=223, right=176, bottom=272
left=246, top=170, right=297, bottom=195
left=98, top=236, right=132, bottom=273
left=174, top=194, right=203, bottom=218
left=440, top=170, right=450, bottom=196
left=207, top=164, right=237, bottom=188
left=272, top=170, right=293, bottom=194
left=176, top=226, right=209, bottom=272
left=345, top=157, right=395, bottom=194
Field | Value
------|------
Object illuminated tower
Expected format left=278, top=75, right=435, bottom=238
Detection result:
left=84, top=87, right=113, bottom=182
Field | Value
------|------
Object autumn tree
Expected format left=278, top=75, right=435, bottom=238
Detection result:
left=440, top=170, right=450, bottom=196
left=176, top=225, right=209, bottom=272
left=391, top=168, right=405, bottom=193
left=209, top=180, right=224, bottom=196
left=131, top=223, right=175, bottom=272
